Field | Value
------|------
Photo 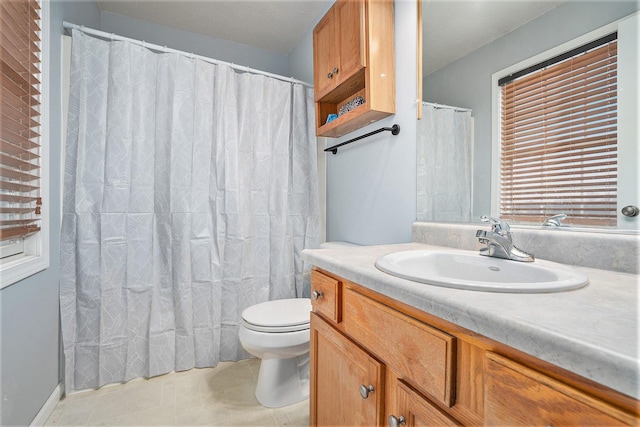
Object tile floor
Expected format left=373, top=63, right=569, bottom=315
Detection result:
left=45, top=359, right=309, bottom=426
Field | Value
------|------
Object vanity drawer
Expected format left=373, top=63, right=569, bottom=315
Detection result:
left=484, top=352, right=636, bottom=426
left=310, top=269, right=342, bottom=324
left=343, top=288, right=456, bottom=407
left=395, top=380, right=462, bottom=426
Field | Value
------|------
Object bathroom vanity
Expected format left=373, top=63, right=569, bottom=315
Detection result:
left=303, top=243, right=639, bottom=426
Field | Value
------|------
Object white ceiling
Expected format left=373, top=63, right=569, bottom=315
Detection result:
left=423, top=0, right=565, bottom=75
left=97, top=0, right=565, bottom=73
left=97, top=0, right=333, bottom=54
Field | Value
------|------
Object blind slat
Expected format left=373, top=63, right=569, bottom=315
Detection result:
left=503, top=57, right=617, bottom=107
left=502, top=136, right=616, bottom=162
left=0, top=193, right=40, bottom=203
left=0, top=225, right=40, bottom=242
left=0, top=140, right=40, bottom=160
left=0, top=12, right=41, bottom=55
left=0, top=112, right=40, bottom=139
left=0, top=180, right=39, bottom=192
left=502, top=74, right=616, bottom=119
left=0, top=82, right=40, bottom=117
left=0, top=218, right=39, bottom=226
left=0, top=154, right=40, bottom=171
left=504, top=41, right=617, bottom=89
left=501, top=103, right=615, bottom=135
left=502, top=88, right=616, bottom=127
left=0, top=166, right=39, bottom=182
left=502, top=119, right=617, bottom=146
left=0, top=126, right=42, bottom=147
left=502, top=97, right=615, bottom=131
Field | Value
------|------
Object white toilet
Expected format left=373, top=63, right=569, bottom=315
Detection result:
left=238, top=242, right=358, bottom=408
left=239, top=298, right=312, bottom=408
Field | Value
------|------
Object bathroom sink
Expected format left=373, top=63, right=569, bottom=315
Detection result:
left=375, top=249, right=589, bottom=293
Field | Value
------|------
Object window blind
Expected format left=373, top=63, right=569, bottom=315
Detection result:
left=500, top=36, right=617, bottom=227
left=0, top=0, right=42, bottom=243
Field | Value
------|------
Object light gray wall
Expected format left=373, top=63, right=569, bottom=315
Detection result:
left=100, top=11, right=289, bottom=76
left=288, top=0, right=419, bottom=245
left=0, top=2, right=101, bottom=425
left=423, top=1, right=639, bottom=219
left=326, top=0, right=418, bottom=245
left=287, top=1, right=333, bottom=85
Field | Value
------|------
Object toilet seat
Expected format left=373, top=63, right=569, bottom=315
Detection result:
left=241, top=298, right=311, bottom=333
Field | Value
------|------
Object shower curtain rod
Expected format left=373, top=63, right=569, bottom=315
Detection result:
left=62, top=21, right=313, bottom=88
left=423, top=101, right=471, bottom=112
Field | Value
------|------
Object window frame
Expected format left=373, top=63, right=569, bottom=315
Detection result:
left=491, top=15, right=638, bottom=231
left=0, top=0, right=50, bottom=289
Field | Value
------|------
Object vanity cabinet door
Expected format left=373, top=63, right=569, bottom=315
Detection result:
left=484, top=352, right=636, bottom=426
left=310, top=312, right=384, bottom=427
left=389, top=380, right=462, bottom=427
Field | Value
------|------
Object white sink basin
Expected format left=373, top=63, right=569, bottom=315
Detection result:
left=375, top=249, right=589, bottom=293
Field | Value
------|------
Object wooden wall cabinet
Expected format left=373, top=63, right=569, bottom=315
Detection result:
left=312, top=0, right=395, bottom=138
left=309, top=268, right=639, bottom=427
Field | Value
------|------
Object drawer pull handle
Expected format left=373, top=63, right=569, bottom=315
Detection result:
left=312, top=290, right=324, bottom=300
left=359, top=384, right=374, bottom=399
left=388, top=415, right=406, bottom=427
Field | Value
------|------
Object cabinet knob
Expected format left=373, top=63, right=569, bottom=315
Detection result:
left=333, top=67, right=339, bottom=74
left=327, top=72, right=333, bottom=79
left=359, top=384, right=374, bottom=399
left=312, top=290, right=324, bottom=300
left=388, top=415, right=406, bottom=427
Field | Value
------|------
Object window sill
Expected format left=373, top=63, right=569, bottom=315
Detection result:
left=0, top=254, right=49, bottom=290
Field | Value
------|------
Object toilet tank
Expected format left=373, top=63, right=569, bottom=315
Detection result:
left=319, top=241, right=360, bottom=249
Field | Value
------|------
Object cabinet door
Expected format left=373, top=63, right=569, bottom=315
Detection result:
left=313, top=7, right=337, bottom=100
left=335, top=0, right=366, bottom=86
left=484, top=352, right=635, bottom=426
left=389, top=380, right=461, bottom=427
left=310, top=312, right=384, bottom=427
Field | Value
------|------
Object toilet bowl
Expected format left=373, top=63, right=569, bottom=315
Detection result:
left=239, top=298, right=312, bottom=408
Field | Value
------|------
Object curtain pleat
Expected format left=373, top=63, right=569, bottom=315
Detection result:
left=61, top=31, right=319, bottom=392
left=417, top=105, right=473, bottom=222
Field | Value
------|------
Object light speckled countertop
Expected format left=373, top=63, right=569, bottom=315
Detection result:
left=302, top=242, right=640, bottom=400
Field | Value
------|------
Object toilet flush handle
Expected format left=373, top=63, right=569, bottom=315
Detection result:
left=312, top=290, right=324, bottom=300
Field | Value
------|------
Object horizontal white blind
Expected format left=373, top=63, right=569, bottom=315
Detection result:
left=0, top=0, right=42, bottom=242
left=500, top=37, right=617, bottom=226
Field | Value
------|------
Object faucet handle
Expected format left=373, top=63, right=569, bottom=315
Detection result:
left=480, top=215, right=511, bottom=234
left=542, top=214, right=567, bottom=227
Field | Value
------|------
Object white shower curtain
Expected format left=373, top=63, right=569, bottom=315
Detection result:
left=60, top=31, right=318, bottom=392
left=417, top=104, right=473, bottom=222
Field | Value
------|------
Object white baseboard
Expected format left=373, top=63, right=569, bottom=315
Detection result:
left=30, top=382, right=63, bottom=426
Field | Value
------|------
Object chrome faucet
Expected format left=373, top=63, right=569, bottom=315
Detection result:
left=475, top=215, right=534, bottom=262
left=542, top=214, right=567, bottom=227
